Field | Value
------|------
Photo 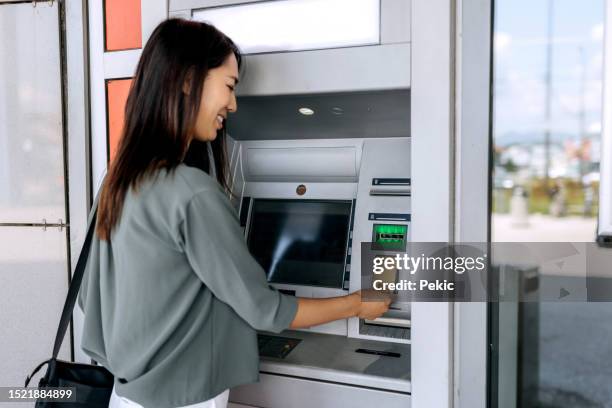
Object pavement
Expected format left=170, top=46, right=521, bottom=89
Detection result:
left=492, top=213, right=598, bottom=243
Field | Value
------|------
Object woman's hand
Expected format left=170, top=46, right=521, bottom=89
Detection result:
left=289, top=290, right=392, bottom=329
left=350, top=290, right=392, bottom=320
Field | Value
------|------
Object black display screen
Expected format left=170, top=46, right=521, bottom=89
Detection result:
left=246, top=199, right=352, bottom=288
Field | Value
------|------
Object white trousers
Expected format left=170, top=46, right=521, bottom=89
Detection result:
left=108, top=386, right=229, bottom=408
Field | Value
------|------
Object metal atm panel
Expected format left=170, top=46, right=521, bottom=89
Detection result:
left=229, top=138, right=412, bottom=407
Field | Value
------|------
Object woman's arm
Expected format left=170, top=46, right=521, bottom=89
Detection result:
left=289, top=291, right=391, bottom=329
left=181, top=188, right=390, bottom=332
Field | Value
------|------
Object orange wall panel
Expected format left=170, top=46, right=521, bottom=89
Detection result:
left=106, top=79, right=132, bottom=163
left=105, top=0, right=142, bottom=51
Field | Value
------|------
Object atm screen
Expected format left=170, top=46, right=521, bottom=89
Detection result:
left=246, top=199, right=352, bottom=288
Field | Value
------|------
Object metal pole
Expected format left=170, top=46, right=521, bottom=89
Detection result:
left=544, top=0, right=554, bottom=189
left=579, top=45, right=587, bottom=180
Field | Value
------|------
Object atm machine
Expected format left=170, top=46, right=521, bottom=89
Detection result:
left=81, top=0, right=490, bottom=406
left=167, top=0, right=412, bottom=406
left=168, top=0, right=414, bottom=406
left=227, top=136, right=412, bottom=407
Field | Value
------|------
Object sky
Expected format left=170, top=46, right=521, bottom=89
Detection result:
left=494, top=0, right=605, bottom=143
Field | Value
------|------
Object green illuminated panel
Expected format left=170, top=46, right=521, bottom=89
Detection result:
left=373, top=224, right=408, bottom=243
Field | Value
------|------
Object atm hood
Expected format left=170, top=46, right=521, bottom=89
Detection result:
left=227, top=89, right=411, bottom=141
left=225, top=39, right=411, bottom=141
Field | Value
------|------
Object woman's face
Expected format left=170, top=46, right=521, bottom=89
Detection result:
left=193, top=53, right=239, bottom=142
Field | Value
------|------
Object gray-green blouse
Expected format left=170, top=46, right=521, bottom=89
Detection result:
left=78, top=164, right=298, bottom=408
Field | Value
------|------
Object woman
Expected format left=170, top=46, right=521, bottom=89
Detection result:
left=78, top=19, right=390, bottom=408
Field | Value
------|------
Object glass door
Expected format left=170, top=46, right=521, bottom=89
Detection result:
left=490, top=0, right=611, bottom=407
left=0, top=0, right=71, bottom=390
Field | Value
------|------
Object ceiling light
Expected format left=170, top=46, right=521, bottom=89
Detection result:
left=299, top=107, right=315, bottom=116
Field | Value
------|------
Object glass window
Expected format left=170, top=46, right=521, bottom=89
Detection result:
left=192, top=0, right=380, bottom=54
left=491, top=1, right=610, bottom=407
left=0, top=2, right=65, bottom=223
left=0, top=227, right=70, bottom=387
left=492, top=0, right=603, bottom=242
left=0, top=1, right=70, bottom=390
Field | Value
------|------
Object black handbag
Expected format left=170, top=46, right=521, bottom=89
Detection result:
left=25, top=202, right=114, bottom=407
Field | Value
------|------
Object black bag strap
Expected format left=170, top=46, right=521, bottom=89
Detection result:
left=24, top=359, right=50, bottom=387
left=52, top=190, right=101, bottom=358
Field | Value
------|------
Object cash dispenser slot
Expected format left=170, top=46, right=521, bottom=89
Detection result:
left=368, top=213, right=411, bottom=222
left=362, top=308, right=412, bottom=339
left=372, top=178, right=411, bottom=186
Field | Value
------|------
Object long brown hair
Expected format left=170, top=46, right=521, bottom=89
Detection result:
left=96, top=19, right=242, bottom=240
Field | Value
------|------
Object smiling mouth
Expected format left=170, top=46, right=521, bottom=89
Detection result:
left=216, top=115, right=225, bottom=128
